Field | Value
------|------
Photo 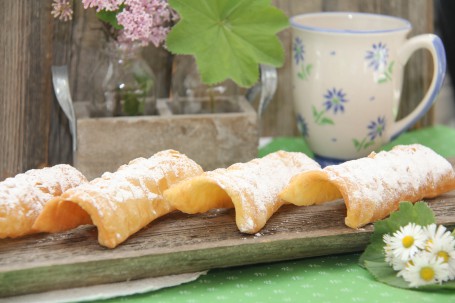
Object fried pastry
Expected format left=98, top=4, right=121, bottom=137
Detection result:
left=163, top=151, right=320, bottom=234
left=279, top=144, right=455, bottom=228
left=33, top=150, right=203, bottom=248
left=0, top=164, right=88, bottom=238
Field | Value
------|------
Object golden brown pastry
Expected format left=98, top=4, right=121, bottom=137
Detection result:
left=279, top=144, right=455, bottom=228
left=163, top=151, right=320, bottom=234
left=33, top=150, right=203, bottom=248
left=0, top=164, right=88, bottom=238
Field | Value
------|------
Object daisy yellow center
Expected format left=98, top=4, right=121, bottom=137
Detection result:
left=419, top=267, right=435, bottom=282
left=425, top=239, right=433, bottom=252
left=402, top=235, right=414, bottom=248
left=437, top=251, right=450, bottom=263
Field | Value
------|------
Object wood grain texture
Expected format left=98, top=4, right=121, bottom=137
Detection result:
left=0, top=0, right=54, bottom=178
left=0, top=192, right=454, bottom=298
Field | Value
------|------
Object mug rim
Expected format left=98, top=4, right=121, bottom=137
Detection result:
left=290, top=12, right=412, bottom=34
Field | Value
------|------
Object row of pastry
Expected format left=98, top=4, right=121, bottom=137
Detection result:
left=1, top=144, right=454, bottom=248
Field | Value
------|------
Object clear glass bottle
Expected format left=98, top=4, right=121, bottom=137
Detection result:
left=169, top=55, right=240, bottom=114
left=90, top=41, right=157, bottom=117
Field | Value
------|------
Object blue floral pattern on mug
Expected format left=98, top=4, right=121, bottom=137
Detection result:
left=312, top=88, right=348, bottom=125
left=367, top=116, right=386, bottom=140
left=365, top=42, right=388, bottom=70
left=297, top=114, right=309, bottom=137
left=323, top=88, right=347, bottom=114
left=353, top=116, right=386, bottom=151
left=293, top=37, right=304, bottom=64
left=365, top=42, right=394, bottom=83
left=293, top=37, right=312, bottom=80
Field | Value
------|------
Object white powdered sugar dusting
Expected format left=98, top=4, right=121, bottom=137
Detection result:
left=205, top=151, right=320, bottom=232
left=0, top=164, right=87, bottom=236
left=65, top=150, right=202, bottom=218
left=324, top=144, right=454, bottom=213
left=0, top=164, right=87, bottom=213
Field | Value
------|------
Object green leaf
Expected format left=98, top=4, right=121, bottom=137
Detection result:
left=122, top=93, right=141, bottom=116
left=311, top=105, right=318, bottom=118
left=166, top=0, right=289, bottom=87
left=306, top=64, right=313, bottom=75
left=365, top=260, right=455, bottom=290
left=388, top=61, right=395, bottom=73
left=298, top=64, right=312, bottom=80
left=364, top=260, right=410, bottom=289
left=374, top=201, right=435, bottom=235
left=96, top=6, right=125, bottom=30
left=359, top=201, right=436, bottom=267
left=353, top=139, right=360, bottom=149
left=364, top=141, right=375, bottom=149
left=320, top=117, right=334, bottom=125
left=134, top=74, right=154, bottom=95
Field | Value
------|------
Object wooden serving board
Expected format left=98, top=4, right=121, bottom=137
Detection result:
left=1, top=193, right=454, bottom=298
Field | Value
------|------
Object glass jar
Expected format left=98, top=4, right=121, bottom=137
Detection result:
left=90, top=41, right=157, bottom=117
left=169, top=55, right=241, bottom=114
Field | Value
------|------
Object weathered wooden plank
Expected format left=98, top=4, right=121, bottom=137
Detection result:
left=0, top=192, right=454, bottom=298
left=0, top=0, right=54, bottom=178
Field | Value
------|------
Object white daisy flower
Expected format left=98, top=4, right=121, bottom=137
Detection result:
left=399, top=252, right=450, bottom=287
left=423, top=223, right=455, bottom=280
left=427, top=236, right=455, bottom=280
left=389, top=223, right=427, bottom=261
left=391, top=256, right=409, bottom=271
left=383, top=234, right=394, bottom=265
left=423, top=224, right=453, bottom=250
left=384, top=233, right=410, bottom=270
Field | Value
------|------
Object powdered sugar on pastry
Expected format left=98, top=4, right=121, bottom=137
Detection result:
left=280, top=144, right=455, bottom=228
left=163, top=151, right=320, bottom=233
left=0, top=164, right=88, bottom=238
left=33, top=150, right=203, bottom=248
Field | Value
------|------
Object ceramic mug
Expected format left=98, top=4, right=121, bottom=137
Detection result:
left=290, top=12, right=446, bottom=165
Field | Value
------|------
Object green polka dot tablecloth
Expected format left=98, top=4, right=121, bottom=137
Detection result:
left=101, top=254, right=454, bottom=303
left=101, top=126, right=455, bottom=303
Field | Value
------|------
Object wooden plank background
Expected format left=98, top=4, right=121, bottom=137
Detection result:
left=0, top=0, right=436, bottom=177
left=0, top=1, right=54, bottom=179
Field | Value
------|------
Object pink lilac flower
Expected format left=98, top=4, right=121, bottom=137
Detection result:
left=53, top=0, right=177, bottom=47
left=81, top=0, right=123, bottom=11
left=117, top=0, right=177, bottom=47
left=51, top=0, right=74, bottom=21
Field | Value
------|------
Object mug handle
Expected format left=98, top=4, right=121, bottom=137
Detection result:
left=388, top=34, right=446, bottom=140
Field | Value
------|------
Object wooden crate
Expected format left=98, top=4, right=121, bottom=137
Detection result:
left=74, top=97, right=259, bottom=180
